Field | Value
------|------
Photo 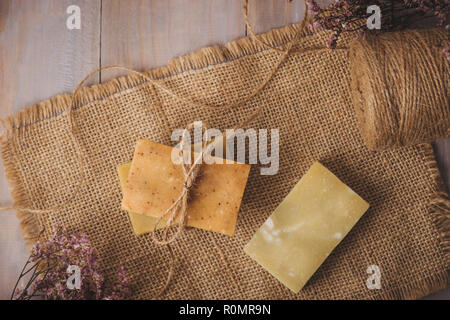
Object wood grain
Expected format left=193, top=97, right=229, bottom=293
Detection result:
left=0, top=0, right=448, bottom=299
left=0, top=0, right=101, bottom=113
left=100, top=0, right=449, bottom=300
left=0, top=0, right=100, bottom=299
left=246, top=0, right=330, bottom=33
left=247, top=0, right=306, bottom=34
left=100, top=0, right=245, bottom=81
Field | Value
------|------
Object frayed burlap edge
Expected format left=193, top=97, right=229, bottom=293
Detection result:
left=1, top=137, right=40, bottom=246
left=421, top=144, right=450, bottom=269
left=367, top=144, right=450, bottom=300
left=0, top=21, right=448, bottom=299
left=0, top=22, right=308, bottom=245
left=2, top=23, right=307, bottom=131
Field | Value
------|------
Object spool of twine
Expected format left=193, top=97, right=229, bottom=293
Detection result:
left=2, top=1, right=448, bottom=297
left=349, top=28, right=449, bottom=151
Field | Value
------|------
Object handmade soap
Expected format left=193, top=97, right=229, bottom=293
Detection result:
left=121, top=139, right=251, bottom=236
left=244, top=162, right=369, bottom=292
left=117, top=163, right=166, bottom=236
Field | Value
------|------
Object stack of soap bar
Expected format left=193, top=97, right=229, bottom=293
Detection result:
left=117, top=163, right=166, bottom=236
left=117, top=142, right=212, bottom=235
left=121, top=139, right=251, bottom=236
left=244, top=162, right=369, bottom=293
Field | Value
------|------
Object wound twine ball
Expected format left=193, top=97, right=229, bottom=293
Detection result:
left=349, top=28, right=449, bottom=151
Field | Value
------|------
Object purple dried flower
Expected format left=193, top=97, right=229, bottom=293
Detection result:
left=306, top=0, right=321, bottom=15
left=443, top=46, right=450, bottom=60
left=327, top=33, right=339, bottom=49
left=308, top=0, right=449, bottom=56
left=11, top=226, right=131, bottom=300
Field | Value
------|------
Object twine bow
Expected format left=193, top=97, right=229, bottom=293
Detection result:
left=151, top=122, right=243, bottom=246
left=0, top=0, right=313, bottom=214
left=0, top=0, right=344, bottom=297
left=151, top=122, right=213, bottom=245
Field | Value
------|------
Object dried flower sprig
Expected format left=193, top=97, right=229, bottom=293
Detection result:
left=12, top=225, right=131, bottom=300
left=306, top=0, right=449, bottom=52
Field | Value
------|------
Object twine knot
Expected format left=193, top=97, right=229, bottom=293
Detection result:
left=150, top=122, right=214, bottom=246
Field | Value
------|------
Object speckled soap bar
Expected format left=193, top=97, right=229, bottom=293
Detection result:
left=121, top=139, right=251, bottom=236
left=117, top=163, right=166, bottom=236
left=244, top=162, right=369, bottom=292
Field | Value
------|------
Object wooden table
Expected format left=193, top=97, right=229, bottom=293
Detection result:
left=0, top=0, right=448, bottom=300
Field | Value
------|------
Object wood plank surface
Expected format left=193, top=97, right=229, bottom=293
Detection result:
left=0, top=0, right=101, bottom=299
left=100, top=0, right=245, bottom=81
left=247, top=0, right=330, bottom=33
left=0, top=0, right=448, bottom=299
left=247, top=0, right=306, bottom=33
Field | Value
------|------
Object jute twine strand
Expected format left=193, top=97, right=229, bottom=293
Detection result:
left=2, top=0, right=447, bottom=297
left=2, top=3, right=447, bottom=227
left=0, top=87, right=87, bottom=215
left=150, top=122, right=209, bottom=246
left=0, top=0, right=310, bottom=216
left=149, top=124, right=247, bottom=297
left=0, top=0, right=305, bottom=213
left=0, top=0, right=316, bottom=297
left=243, top=0, right=347, bottom=54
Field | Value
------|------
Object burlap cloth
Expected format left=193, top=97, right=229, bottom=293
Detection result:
left=1, top=23, right=449, bottom=299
